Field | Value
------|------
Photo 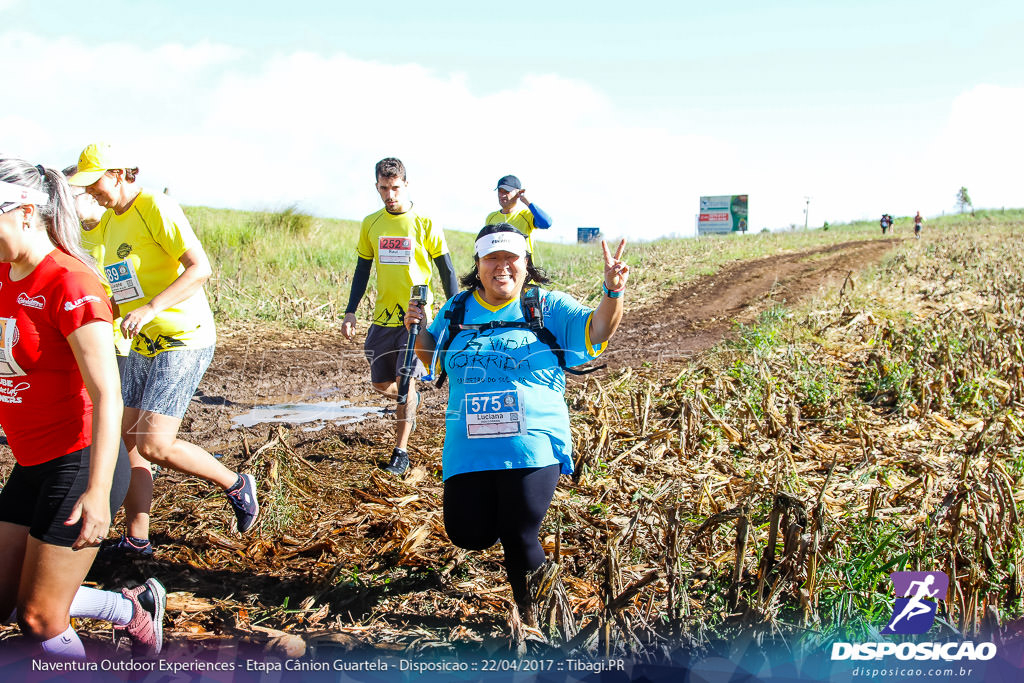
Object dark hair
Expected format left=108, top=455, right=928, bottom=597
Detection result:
left=459, top=223, right=550, bottom=290
left=375, top=157, right=406, bottom=182
left=0, top=156, right=97, bottom=275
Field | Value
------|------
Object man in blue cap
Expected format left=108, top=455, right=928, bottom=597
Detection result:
left=485, top=175, right=552, bottom=257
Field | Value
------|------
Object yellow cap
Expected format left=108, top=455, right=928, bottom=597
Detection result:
left=67, top=142, right=131, bottom=186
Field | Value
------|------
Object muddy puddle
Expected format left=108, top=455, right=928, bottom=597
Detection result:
left=230, top=399, right=384, bottom=431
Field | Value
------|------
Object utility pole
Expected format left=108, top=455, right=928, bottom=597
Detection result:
left=803, top=196, right=811, bottom=230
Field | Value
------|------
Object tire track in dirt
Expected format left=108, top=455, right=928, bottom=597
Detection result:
left=602, top=238, right=900, bottom=367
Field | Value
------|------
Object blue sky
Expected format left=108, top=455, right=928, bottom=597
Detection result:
left=4, top=1, right=1022, bottom=240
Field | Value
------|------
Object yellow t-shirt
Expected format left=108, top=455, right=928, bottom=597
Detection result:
left=95, top=190, right=216, bottom=357
left=80, top=225, right=131, bottom=357
left=356, top=207, right=449, bottom=327
left=485, top=208, right=539, bottom=253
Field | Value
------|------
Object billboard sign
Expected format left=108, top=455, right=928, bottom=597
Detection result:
left=577, top=227, right=601, bottom=243
left=699, top=195, right=748, bottom=235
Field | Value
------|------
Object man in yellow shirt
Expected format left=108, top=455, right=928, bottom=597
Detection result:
left=342, top=158, right=458, bottom=476
left=484, top=175, right=552, bottom=257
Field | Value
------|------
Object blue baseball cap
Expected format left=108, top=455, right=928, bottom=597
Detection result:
left=495, top=175, right=522, bottom=191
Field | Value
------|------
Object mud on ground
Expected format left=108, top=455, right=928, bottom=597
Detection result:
left=0, top=237, right=899, bottom=657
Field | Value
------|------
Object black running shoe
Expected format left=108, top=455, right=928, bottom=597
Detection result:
left=383, top=448, right=410, bottom=476
left=100, top=534, right=154, bottom=557
left=225, top=473, right=260, bottom=533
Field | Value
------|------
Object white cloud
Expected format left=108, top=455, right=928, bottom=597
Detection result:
left=928, top=84, right=1024, bottom=212
left=4, top=31, right=1020, bottom=244
left=187, top=50, right=745, bottom=241
left=2, top=32, right=722, bottom=240
left=0, top=116, right=52, bottom=158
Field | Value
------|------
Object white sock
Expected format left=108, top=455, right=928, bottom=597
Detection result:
left=40, top=625, right=86, bottom=659
left=70, top=586, right=134, bottom=625
left=7, top=587, right=134, bottom=627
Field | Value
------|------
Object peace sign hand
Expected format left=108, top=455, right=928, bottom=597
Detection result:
left=602, top=238, right=629, bottom=291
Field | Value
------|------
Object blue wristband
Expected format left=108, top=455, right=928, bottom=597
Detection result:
left=603, top=283, right=624, bottom=299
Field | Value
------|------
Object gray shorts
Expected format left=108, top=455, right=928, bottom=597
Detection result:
left=122, top=345, right=215, bottom=418
left=364, top=324, right=426, bottom=384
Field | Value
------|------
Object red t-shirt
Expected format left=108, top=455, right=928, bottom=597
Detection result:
left=0, top=251, right=113, bottom=466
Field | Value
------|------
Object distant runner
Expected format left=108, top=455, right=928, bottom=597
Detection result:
left=914, top=211, right=923, bottom=239
left=879, top=214, right=891, bottom=235
left=485, top=175, right=552, bottom=259
left=342, top=158, right=458, bottom=476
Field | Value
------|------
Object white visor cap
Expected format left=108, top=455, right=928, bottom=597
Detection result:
left=475, top=231, right=528, bottom=258
left=0, top=180, right=48, bottom=208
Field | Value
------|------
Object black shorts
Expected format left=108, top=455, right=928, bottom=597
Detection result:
left=364, top=324, right=426, bottom=385
left=0, top=443, right=131, bottom=547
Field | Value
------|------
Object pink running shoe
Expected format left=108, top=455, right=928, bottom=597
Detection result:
left=113, top=577, right=166, bottom=655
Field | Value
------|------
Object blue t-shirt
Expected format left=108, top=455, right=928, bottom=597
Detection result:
left=426, top=288, right=606, bottom=480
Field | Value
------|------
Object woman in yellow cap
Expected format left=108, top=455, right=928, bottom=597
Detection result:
left=68, top=143, right=259, bottom=555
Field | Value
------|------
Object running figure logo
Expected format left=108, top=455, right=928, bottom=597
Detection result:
left=881, top=571, right=948, bottom=635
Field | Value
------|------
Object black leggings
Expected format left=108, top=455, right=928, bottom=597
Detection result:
left=443, top=464, right=560, bottom=576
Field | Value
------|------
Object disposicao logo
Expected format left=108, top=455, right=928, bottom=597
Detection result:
left=830, top=570, right=997, bottom=662
left=882, top=571, right=948, bottom=635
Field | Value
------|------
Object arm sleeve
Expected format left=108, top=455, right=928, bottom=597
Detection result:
left=345, top=257, right=373, bottom=315
left=528, top=203, right=552, bottom=230
left=433, top=253, right=459, bottom=300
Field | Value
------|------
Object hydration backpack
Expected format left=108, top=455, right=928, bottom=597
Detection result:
left=433, top=286, right=602, bottom=387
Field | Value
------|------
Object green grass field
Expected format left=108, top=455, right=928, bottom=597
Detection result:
left=186, top=205, right=1024, bottom=328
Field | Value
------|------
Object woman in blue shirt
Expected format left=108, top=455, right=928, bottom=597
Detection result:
left=404, top=223, right=628, bottom=630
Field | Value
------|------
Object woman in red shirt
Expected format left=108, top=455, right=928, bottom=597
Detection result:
left=0, top=157, right=163, bottom=658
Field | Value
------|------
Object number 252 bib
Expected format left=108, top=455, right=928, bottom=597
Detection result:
left=378, top=237, right=413, bottom=265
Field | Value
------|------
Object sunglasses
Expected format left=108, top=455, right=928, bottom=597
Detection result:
left=0, top=203, right=22, bottom=215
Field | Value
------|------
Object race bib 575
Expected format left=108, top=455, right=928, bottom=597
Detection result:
left=465, top=389, right=526, bottom=439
